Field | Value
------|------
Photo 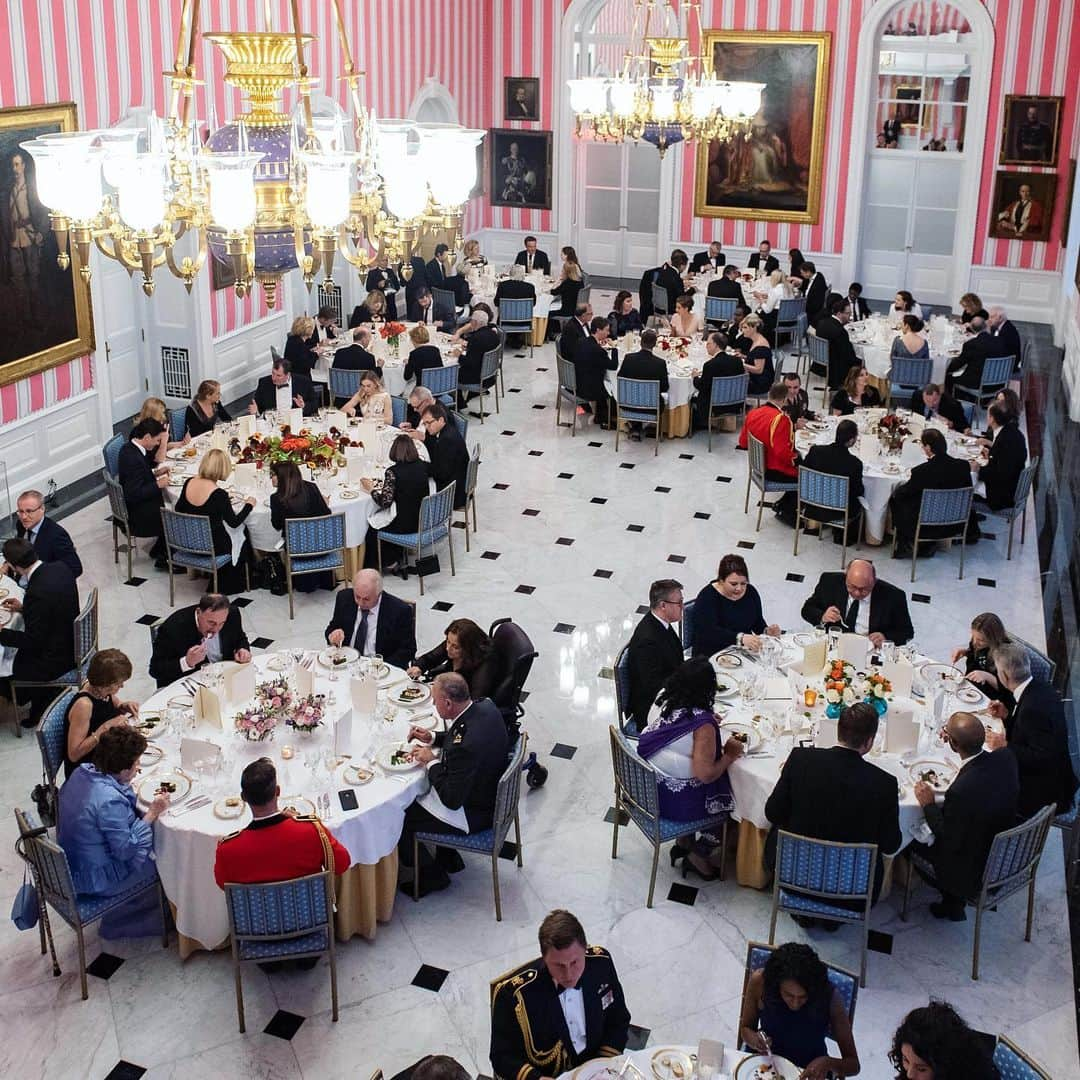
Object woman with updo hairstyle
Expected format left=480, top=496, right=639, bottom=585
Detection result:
left=185, top=379, right=232, bottom=437
left=63, top=649, right=137, bottom=778
left=892, top=314, right=930, bottom=361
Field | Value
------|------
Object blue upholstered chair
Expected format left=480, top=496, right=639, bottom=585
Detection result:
left=794, top=468, right=862, bottom=568
left=775, top=297, right=807, bottom=368
left=498, top=297, right=536, bottom=357
left=458, top=347, right=501, bottom=422
left=612, top=644, right=636, bottom=738
left=806, top=332, right=831, bottom=406
left=283, top=513, right=346, bottom=620
left=555, top=354, right=590, bottom=436
left=651, top=283, right=670, bottom=319
left=744, top=433, right=798, bottom=532
left=376, top=482, right=456, bottom=596
left=457, top=443, right=481, bottom=551
left=992, top=1035, right=1053, bottom=1079
left=706, top=372, right=749, bottom=451
left=615, top=376, right=663, bottom=455
left=413, top=735, right=527, bottom=920
left=432, top=287, right=457, bottom=324
left=1009, top=630, right=1055, bottom=684
left=14, top=807, right=168, bottom=1000
left=954, top=352, right=1016, bottom=425
left=887, top=354, right=933, bottom=404
left=608, top=726, right=729, bottom=907
left=224, top=869, right=338, bottom=1032
left=892, top=486, right=974, bottom=582
left=902, top=803, right=1055, bottom=979
left=419, top=364, right=459, bottom=407
left=168, top=408, right=187, bottom=444
left=704, top=296, right=736, bottom=326
left=450, top=409, right=469, bottom=442
left=34, top=690, right=76, bottom=822
left=102, top=434, right=124, bottom=478
left=391, top=395, right=407, bottom=427
left=104, top=472, right=139, bottom=581
left=160, top=508, right=243, bottom=605
left=328, top=366, right=363, bottom=405
left=983, top=455, right=1038, bottom=560
left=680, top=598, right=696, bottom=657
left=768, top=830, right=877, bottom=987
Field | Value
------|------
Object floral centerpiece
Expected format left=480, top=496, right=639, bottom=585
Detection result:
left=379, top=321, right=408, bottom=356
left=877, top=413, right=909, bottom=453
left=863, top=671, right=892, bottom=716
left=658, top=335, right=691, bottom=360
left=234, top=680, right=293, bottom=741
left=823, top=660, right=856, bottom=718
left=237, top=430, right=352, bottom=469
left=286, top=694, right=326, bottom=734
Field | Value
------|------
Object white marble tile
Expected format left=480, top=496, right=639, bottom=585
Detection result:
left=141, top=1035, right=302, bottom=1080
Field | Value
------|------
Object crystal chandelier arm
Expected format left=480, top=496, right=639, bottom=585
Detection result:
left=330, top=0, right=367, bottom=119
left=336, top=226, right=373, bottom=271
left=289, top=0, right=315, bottom=133
left=164, top=222, right=209, bottom=294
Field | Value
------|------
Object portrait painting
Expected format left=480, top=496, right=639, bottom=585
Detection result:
left=210, top=251, right=235, bottom=292
left=489, top=128, right=552, bottom=210
left=894, top=85, right=922, bottom=128
left=0, top=102, right=94, bottom=388
left=1000, top=95, right=1063, bottom=166
left=504, top=77, right=540, bottom=122
left=469, top=141, right=485, bottom=200
left=989, top=171, right=1057, bottom=243
left=1062, top=159, right=1076, bottom=248
left=695, top=31, right=831, bottom=224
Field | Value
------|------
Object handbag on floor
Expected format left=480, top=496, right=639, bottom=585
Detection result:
left=11, top=865, right=39, bottom=931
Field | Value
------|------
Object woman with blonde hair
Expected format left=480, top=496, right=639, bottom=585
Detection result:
left=283, top=314, right=317, bottom=379
left=739, top=313, right=774, bottom=395
left=755, top=268, right=794, bottom=341
left=349, top=287, right=387, bottom=328
left=135, top=396, right=185, bottom=461
left=343, top=369, right=393, bottom=422
left=404, top=322, right=444, bottom=382
left=175, top=447, right=256, bottom=592
left=958, top=292, right=988, bottom=325
left=550, top=246, right=584, bottom=317
left=456, top=238, right=487, bottom=272
left=184, top=379, right=232, bottom=437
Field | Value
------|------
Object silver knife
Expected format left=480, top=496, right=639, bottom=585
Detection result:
left=167, top=795, right=212, bottom=818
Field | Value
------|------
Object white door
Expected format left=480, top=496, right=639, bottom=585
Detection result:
left=577, top=140, right=662, bottom=278
left=96, top=255, right=148, bottom=423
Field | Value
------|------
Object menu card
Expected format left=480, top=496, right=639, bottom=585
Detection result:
left=294, top=661, right=314, bottom=697
left=234, top=462, right=257, bottom=489
left=837, top=633, right=869, bottom=667
left=350, top=675, right=377, bottom=716
left=355, top=420, right=379, bottom=453
left=326, top=409, right=347, bottom=431
left=802, top=639, right=827, bottom=675
left=193, top=685, right=223, bottom=729
left=334, top=708, right=353, bottom=756
left=346, top=456, right=366, bottom=484
left=224, top=662, right=256, bottom=704
left=885, top=704, right=920, bottom=754
left=210, top=429, right=227, bottom=452
left=237, top=414, right=255, bottom=440
left=817, top=717, right=839, bottom=749
left=882, top=657, right=914, bottom=698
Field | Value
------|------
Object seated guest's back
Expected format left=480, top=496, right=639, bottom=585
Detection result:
left=185, top=379, right=232, bottom=437
left=977, top=402, right=1027, bottom=510
left=557, top=303, right=591, bottom=361
left=404, top=323, right=444, bottom=382
left=889, top=428, right=972, bottom=554
left=692, top=552, right=779, bottom=657
left=457, top=309, right=500, bottom=387
left=693, top=331, right=744, bottom=427
left=283, top=314, right=317, bottom=378
left=410, top=618, right=505, bottom=702
left=14, top=488, right=82, bottom=579
left=420, top=402, right=469, bottom=509
left=63, top=649, right=135, bottom=778
left=148, top=592, right=251, bottom=688
left=331, top=328, right=380, bottom=376
left=118, top=418, right=169, bottom=561
left=802, top=419, right=865, bottom=544
left=625, top=579, right=686, bottom=732
left=269, top=460, right=332, bottom=592
left=618, top=328, right=669, bottom=389
left=707, top=265, right=744, bottom=301
left=363, top=433, right=432, bottom=570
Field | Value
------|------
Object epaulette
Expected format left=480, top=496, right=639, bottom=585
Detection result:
left=217, top=830, right=242, bottom=843
left=492, top=961, right=539, bottom=999
left=295, top=814, right=319, bottom=822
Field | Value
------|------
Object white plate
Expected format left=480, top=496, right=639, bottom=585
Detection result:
left=343, top=764, right=375, bottom=786
left=280, top=795, right=317, bottom=816
left=131, top=714, right=166, bottom=740
left=922, top=662, right=965, bottom=687
left=265, top=655, right=289, bottom=671
left=391, top=682, right=431, bottom=707
left=733, top=1055, right=800, bottom=1080
left=956, top=683, right=986, bottom=704
left=408, top=710, right=438, bottom=731
left=213, top=797, right=247, bottom=820
left=166, top=447, right=189, bottom=460
left=713, top=651, right=743, bottom=669
left=907, top=757, right=958, bottom=793
left=140, top=745, right=163, bottom=767
left=0, top=609, right=12, bottom=627
left=340, top=490, right=360, bottom=500
left=650, top=1049, right=695, bottom=1080
left=571, top=1061, right=627, bottom=1080
left=377, top=743, right=421, bottom=771
left=721, top=721, right=762, bottom=754
left=137, top=769, right=192, bottom=806
left=318, top=646, right=359, bottom=670
left=791, top=632, right=816, bottom=647
left=714, top=678, right=739, bottom=699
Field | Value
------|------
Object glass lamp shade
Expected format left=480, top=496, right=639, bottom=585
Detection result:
left=113, top=153, right=170, bottom=232
left=689, top=79, right=720, bottom=121
left=202, top=151, right=265, bottom=233
left=96, top=129, right=142, bottom=189
left=375, top=122, right=416, bottom=177
left=375, top=121, right=427, bottom=219
left=383, top=167, right=428, bottom=220
left=721, top=82, right=765, bottom=119
left=20, top=137, right=104, bottom=222
left=299, top=151, right=356, bottom=230
left=568, top=78, right=608, bottom=116
left=609, top=79, right=638, bottom=118
left=418, top=124, right=485, bottom=207
left=650, top=83, right=678, bottom=123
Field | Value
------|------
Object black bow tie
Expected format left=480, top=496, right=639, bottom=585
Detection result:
left=556, top=981, right=580, bottom=995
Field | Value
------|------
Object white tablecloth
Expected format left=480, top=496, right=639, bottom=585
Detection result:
left=471, top=269, right=555, bottom=320
left=690, top=269, right=768, bottom=317
left=142, top=653, right=437, bottom=950
left=557, top=1045, right=755, bottom=1080
left=848, top=314, right=963, bottom=385
left=606, top=332, right=696, bottom=411
left=0, top=574, right=25, bottom=678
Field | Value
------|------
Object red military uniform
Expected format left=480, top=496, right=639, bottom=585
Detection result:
left=738, top=402, right=797, bottom=477
left=214, top=812, right=351, bottom=889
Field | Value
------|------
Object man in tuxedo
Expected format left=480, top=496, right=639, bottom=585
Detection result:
left=987, top=644, right=1078, bottom=818
left=801, top=559, right=914, bottom=646
left=764, top=702, right=902, bottom=909
left=654, top=250, right=690, bottom=315
left=490, top=909, right=630, bottom=1079
left=707, top=264, right=744, bottom=302
left=780, top=370, right=813, bottom=427
left=799, top=261, right=829, bottom=325
left=398, top=672, right=509, bottom=896
left=305, top=305, right=338, bottom=350
left=693, top=331, right=744, bottom=429
left=330, top=327, right=380, bottom=386
left=365, top=261, right=401, bottom=319
left=814, top=297, right=859, bottom=389
left=248, top=356, right=319, bottom=417
left=0, top=538, right=79, bottom=724
left=494, top=263, right=536, bottom=307
left=909, top=383, right=969, bottom=432
left=403, top=255, right=431, bottom=307
left=420, top=402, right=470, bottom=510
left=572, top=316, right=618, bottom=426
left=945, top=316, right=1006, bottom=393
left=324, top=569, right=416, bottom=669
left=515, top=235, right=551, bottom=276
left=454, top=309, right=500, bottom=407
left=118, top=418, right=170, bottom=565
left=402, top=386, right=435, bottom=434
left=407, top=288, right=452, bottom=333
left=625, top=579, right=685, bottom=733
left=910, top=711, right=1019, bottom=920
left=974, top=402, right=1027, bottom=511
left=890, top=428, right=975, bottom=558
left=691, top=241, right=726, bottom=274
left=426, top=243, right=471, bottom=307
left=557, top=302, right=592, bottom=362
left=802, top=420, right=864, bottom=544
left=618, top=328, right=669, bottom=440
left=148, top=592, right=252, bottom=688
left=987, top=305, right=1022, bottom=364
left=847, top=282, right=872, bottom=321
left=747, top=239, right=779, bottom=276
left=14, top=489, right=82, bottom=579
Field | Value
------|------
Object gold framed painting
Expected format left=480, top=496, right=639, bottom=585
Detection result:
left=0, top=101, right=94, bottom=388
left=1000, top=94, right=1064, bottom=166
left=694, top=30, right=831, bottom=224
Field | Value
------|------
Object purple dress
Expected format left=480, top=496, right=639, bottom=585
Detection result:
left=638, top=706, right=735, bottom=821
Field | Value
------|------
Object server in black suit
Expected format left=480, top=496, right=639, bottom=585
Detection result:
left=248, top=356, right=319, bottom=416
left=118, top=418, right=170, bottom=563
left=514, top=236, right=551, bottom=276
left=147, top=593, right=251, bottom=688
left=801, top=560, right=914, bottom=646
left=909, top=383, right=969, bottom=431
left=764, top=701, right=902, bottom=905
left=14, top=490, right=82, bottom=579
left=747, top=240, right=779, bottom=276
left=707, top=264, right=745, bottom=301
left=324, top=568, right=417, bottom=669
left=426, top=243, right=471, bottom=307
left=419, top=402, right=470, bottom=510
left=976, top=402, right=1027, bottom=510
left=557, top=302, right=591, bottom=361
left=403, top=255, right=431, bottom=307
left=693, top=331, right=744, bottom=429
left=988, top=306, right=1021, bottom=364
left=653, top=250, right=689, bottom=314
left=802, top=420, right=864, bottom=544
left=490, top=910, right=630, bottom=1079
left=398, top=672, right=509, bottom=895
left=573, top=317, right=618, bottom=426
left=944, top=317, right=1006, bottom=393
left=618, top=328, right=669, bottom=439
left=691, top=241, right=726, bottom=273
left=910, top=711, right=1019, bottom=919
left=889, top=428, right=975, bottom=557
left=624, top=579, right=686, bottom=733
left=847, top=282, right=872, bottom=321
left=365, top=263, right=401, bottom=319
left=987, top=644, right=1078, bottom=819
left=814, top=298, right=859, bottom=389
left=798, top=262, right=829, bottom=325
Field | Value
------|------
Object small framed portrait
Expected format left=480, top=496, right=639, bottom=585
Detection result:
left=469, top=141, right=486, bottom=200
left=210, top=252, right=235, bottom=291
left=1000, top=95, right=1064, bottom=166
left=989, top=171, right=1057, bottom=243
left=489, top=128, right=552, bottom=210
left=895, top=85, right=922, bottom=128
left=504, top=77, right=540, bottom=122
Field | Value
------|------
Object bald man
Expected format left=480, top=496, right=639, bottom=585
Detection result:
left=800, top=559, right=914, bottom=646
left=324, top=569, right=416, bottom=669
left=910, top=711, right=1019, bottom=920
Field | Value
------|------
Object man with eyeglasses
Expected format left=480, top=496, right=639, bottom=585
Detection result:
left=11, top=489, right=82, bottom=580
left=800, top=559, right=913, bottom=647
left=624, top=579, right=686, bottom=734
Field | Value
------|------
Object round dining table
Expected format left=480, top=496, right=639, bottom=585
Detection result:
left=138, top=650, right=441, bottom=957
left=471, top=267, right=555, bottom=346
left=0, top=574, right=26, bottom=713
left=846, top=313, right=963, bottom=394
left=558, top=1044, right=769, bottom=1080
left=606, top=331, right=699, bottom=438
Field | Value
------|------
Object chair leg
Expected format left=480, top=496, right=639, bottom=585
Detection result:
left=75, top=922, right=88, bottom=1000
left=744, top=474, right=752, bottom=514
left=614, top=410, right=621, bottom=451
left=707, top=410, right=714, bottom=452
left=1021, top=506, right=1027, bottom=546
left=514, top=813, right=523, bottom=867
left=653, top=413, right=660, bottom=456
left=718, top=819, right=728, bottom=880
left=646, top=841, right=660, bottom=908
left=958, top=536, right=966, bottom=580
left=554, top=389, right=561, bottom=429
left=768, top=884, right=780, bottom=944
left=756, top=490, right=766, bottom=532
left=413, top=836, right=421, bottom=902
left=1025, top=873, right=1036, bottom=941
left=287, top=566, right=295, bottom=620
left=112, top=523, right=119, bottom=565
left=471, top=493, right=479, bottom=533
left=860, top=917, right=869, bottom=989
left=793, top=511, right=801, bottom=556
left=492, top=855, right=502, bottom=922
left=447, top=526, right=456, bottom=577
left=611, top=792, right=622, bottom=858
left=126, top=530, right=133, bottom=581
left=167, top=554, right=175, bottom=606
left=972, top=901, right=984, bottom=980
left=328, top=944, right=339, bottom=1022
left=463, top=510, right=471, bottom=552
left=1007, top=517, right=1016, bottom=560
left=234, top=959, right=246, bottom=1033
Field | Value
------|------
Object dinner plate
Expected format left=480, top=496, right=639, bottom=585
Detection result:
left=408, top=710, right=439, bottom=731
left=906, top=757, right=958, bottom=793
left=714, top=676, right=739, bottom=699
left=733, top=1054, right=800, bottom=1080
left=721, top=721, right=763, bottom=754
left=713, top=651, right=743, bottom=669
left=791, top=632, right=817, bottom=647
left=0, top=587, right=10, bottom=599
left=140, top=744, right=164, bottom=767
left=343, top=764, right=375, bottom=786
left=167, top=694, right=194, bottom=710
left=318, top=646, right=359, bottom=670
left=166, top=448, right=188, bottom=460
left=377, top=743, right=421, bottom=771
left=131, top=713, right=165, bottom=739
left=0, top=609, right=12, bottom=627
left=650, top=1049, right=695, bottom=1080
left=571, top=1060, right=628, bottom=1080
left=882, top=462, right=902, bottom=475
left=340, top=490, right=360, bottom=500
left=213, top=797, right=247, bottom=820
left=390, top=682, right=431, bottom=707
left=265, top=655, right=289, bottom=672
left=956, top=683, right=986, bottom=704
left=280, top=795, right=317, bottom=816
left=921, top=662, right=965, bottom=687
left=137, top=769, right=192, bottom=806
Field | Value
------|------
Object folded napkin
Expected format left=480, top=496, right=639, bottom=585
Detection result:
left=350, top=675, right=377, bottom=716
left=294, top=661, right=315, bottom=697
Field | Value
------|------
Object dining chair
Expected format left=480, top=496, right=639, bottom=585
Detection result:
left=492, top=325, right=508, bottom=396
left=168, top=408, right=187, bottom=444
left=992, top=1034, right=1053, bottom=1079
left=805, top=332, right=831, bottom=402
left=148, top=615, right=166, bottom=651
left=901, top=803, right=1054, bottom=980
left=744, top=433, right=797, bottom=531
left=104, top=472, right=138, bottom=580
left=390, top=396, right=407, bottom=427
left=769, top=830, right=877, bottom=987
left=14, top=806, right=169, bottom=1000
left=283, top=514, right=346, bottom=619
left=224, top=869, right=338, bottom=1032
left=431, top=287, right=457, bottom=324
left=458, top=347, right=501, bottom=422
left=419, top=364, right=459, bottom=408
left=102, top=434, right=125, bottom=479
left=650, top=283, right=670, bottom=319
left=679, top=598, right=696, bottom=657
left=1007, top=630, right=1055, bottom=684
left=615, top=377, right=663, bottom=456
left=34, top=689, right=76, bottom=823
left=487, top=619, right=538, bottom=742
left=608, top=726, right=728, bottom=908
left=774, top=297, right=807, bottom=369
left=954, top=353, right=1016, bottom=426
left=160, top=508, right=242, bottom=605
left=612, top=644, right=637, bottom=739
left=412, top=735, right=527, bottom=920
left=891, top=486, right=974, bottom=582
left=887, top=355, right=933, bottom=405
left=450, top=409, right=469, bottom=442
left=706, top=373, right=749, bottom=451
left=982, top=455, right=1038, bottom=560
left=498, top=297, right=536, bottom=357
left=456, top=443, right=481, bottom=550
left=376, top=482, right=457, bottom=596
left=704, top=296, right=736, bottom=326
left=328, top=367, right=363, bottom=406
left=794, top=468, right=862, bottom=569
left=555, top=355, right=590, bottom=436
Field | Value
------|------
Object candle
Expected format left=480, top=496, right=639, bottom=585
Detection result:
left=281, top=745, right=295, bottom=761
left=804, top=687, right=818, bottom=708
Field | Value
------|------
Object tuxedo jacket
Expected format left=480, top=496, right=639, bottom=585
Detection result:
left=331, top=345, right=379, bottom=374
left=557, top=318, right=588, bottom=362
left=490, top=946, right=630, bottom=1080
left=618, top=348, right=669, bottom=392
left=573, top=337, right=618, bottom=403
left=803, top=443, right=864, bottom=510
left=460, top=325, right=501, bottom=386
left=653, top=264, right=685, bottom=314
left=949, top=331, right=1006, bottom=384
left=428, top=697, right=508, bottom=830
left=117, top=440, right=165, bottom=536
left=800, top=571, right=914, bottom=645
left=494, top=279, right=536, bottom=306
left=848, top=296, right=872, bottom=320
left=979, top=423, right=1027, bottom=510
left=813, top=315, right=859, bottom=388
left=747, top=252, right=779, bottom=275
left=515, top=249, right=551, bottom=276
left=17, top=516, right=82, bottom=579
left=322, top=588, right=416, bottom=669
left=891, top=452, right=972, bottom=510
left=1006, top=679, right=1078, bottom=817
left=148, top=604, right=250, bottom=687
left=909, top=389, right=969, bottom=431
left=992, top=319, right=1022, bottom=365
left=625, top=612, right=684, bottom=729
left=694, top=351, right=745, bottom=418
left=427, top=424, right=470, bottom=509
left=0, top=562, right=78, bottom=681
left=252, top=373, right=319, bottom=416
left=406, top=299, right=452, bottom=332
left=691, top=249, right=726, bottom=272
left=707, top=276, right=744, bottom=301
left=803, top=273, right=829, bottom=324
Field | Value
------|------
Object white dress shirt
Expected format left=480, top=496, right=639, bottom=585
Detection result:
left=179, top=612, right=223, bottom=672
left=1012, top=676, right=1033, bottom=704
left=558, top=984, right=588, bottom=1054
left=351, top=597, right=381, bottom=655
left=275, top=380, right=294, bottom=413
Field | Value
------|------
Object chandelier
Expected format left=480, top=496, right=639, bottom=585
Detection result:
left=19, top=0, right=484, bottom=305
left=567, top=0, right=765, bottom=156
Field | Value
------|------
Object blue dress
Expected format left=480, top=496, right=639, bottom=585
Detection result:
left=756, top=990, right=832, bottom=1068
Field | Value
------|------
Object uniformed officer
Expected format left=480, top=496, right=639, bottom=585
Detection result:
left=213, top=757, right=350, bottom=890
left=490, top=910, right=631, bottom=1080
left=1015, top=105, right=1052, bottom=162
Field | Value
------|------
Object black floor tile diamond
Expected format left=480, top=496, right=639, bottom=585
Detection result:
left=668, top=554, right=686, bottom=564
left=500, top=431, right=516, bottom=437
left=977, top=577, right=996, bottom=587
left=432, top=601, right=454, bottom=612
left=250, top=636, right=274, bottom=649
left=868, top=929, right=893, bottom=955
left=786, top=572, right=805, bottom=582
left=588, top=441, right=603, bottom=447
left=104, top=1063, right=147, bottom=1080
left=594, top=569, right=614, bottom=578
left=627, top=524, right=645, bottom=533
left=532, top=404, right=547, bottom=410
left=522, top=508, right=540, bottom=516
left=134, top=614, right=161, bottom=626
left=550, top=743, right=578, bottom=760
left=528, top=450, right=544, bottom=457
left=911, top=594, right=931, bottom=604
left=655, top=486, right=671, bottom=493
left=737, top=541, right=756, bottom=550
left=558, top=472, right=574, bottom=479
left=626, top=1024, right=651, bottom=1051
left=231, top=596, right=253, bottom=607
left=123, top=577, right=147, bottom=587
left=87, top=953, right=125, bottom=980
left=493, top=482, right=510, bottom=490
left=982, top=532, right=997, bottom=541
left=515, top=585, right=536, bottom=595
left=508, top=387, right=523, bottom=393
left=591, top=497, right=608, bottom=505
left=481, top=551, right=501, bottom=560
left=716, top=475, right=733, bottom=482
left=694, top=512, right=711, bottom=520
left=667, top=882, right=698, bottom=906
left=553, top=622, right=576, bottom=634
left=555, top=537, right=574, bottom=546
left=619, top=462, right=635, bottom=469
left=535, top=367, right=549, bottom=372
left=264, top=1010, right=306, bottom=1040
left=412, top=964, right=450, bottom=992
left=679, top=453, right=694, bottom=460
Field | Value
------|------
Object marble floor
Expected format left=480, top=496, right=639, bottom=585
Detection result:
left=0, top=326, right=1073, bottom=1080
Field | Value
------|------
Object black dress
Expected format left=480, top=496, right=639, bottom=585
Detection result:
left=184, top=400, right=233, bottom=437
left=550, top=278, right=583, bottom=317
left=270, top=481, right=333, bottom=592
left=963, top=642, right=1015, bottom=711
left=283, top=333, right=316, bottom=379
left=413, top=641, right=505, bottom=701
left=365, top=458, right=431, bottom=567
left=63, top=691, right=120, bottom=778
left=829, top=386, right=883, bottom=415
left=175, top=481, right=253, bottom=594
left=745, top=345, right=775, bottom=395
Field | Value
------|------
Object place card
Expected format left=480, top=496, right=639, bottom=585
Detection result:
left=763, top=676, right=791, bottom=700
left=326, top=409, right=347, bottom=431
left=180, top=736, right=221, bottom=772
left=237, top=414, right=255, bottom=440
left=837, top=633, right=869, bottom=667
left=334, top=708, right=353, bottom=757
left=346, top=456, right=366, bottom=484
left=355, top=420, right=379, bottom=452
left=193, top=685, right=223, bottom=729
left=294, top=662, right=314, bottom=697
left=210, top=429, right=227, bottom=452
left=288, top=407, right=304, bottom=432
left=885, top=705, right=920, bottom=754
left=233, top=462, right=257, bottom=489
left=816, top=717, right=839, bottom=749
left=224, top=661, right=256, bottom=704
left=802, top=639, right=827, bottom=675
left=882, top=657, right=914, bottom=698
left=350, top=675, right=377, bottom=716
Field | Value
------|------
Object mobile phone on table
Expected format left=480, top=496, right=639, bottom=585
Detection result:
left=338, top=789, right=358, bottom=812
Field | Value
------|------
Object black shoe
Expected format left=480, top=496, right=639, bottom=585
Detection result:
left=917, top=543, right=937, bottom=558
left=401, top=871, right=451, bottom=899
left=292, top=956, right=319, bottom=971
left=680, top=855, right=721, bottom=883
left=20, top=717, right=37, bottom=729
left=818, top=919, right=842, bottom=933
left=435, top=848, right=466, bottom=873
left=930, top=900, right=967, bottom=921
left=153, top=559, right=172, bottom=572
left=974, top=511, right=987, bottom=522
left=669, top=842, right=690, bottom=867
left=791, top=914, right=819, bottom=929
left=893, top=544, right=914, bottom=559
